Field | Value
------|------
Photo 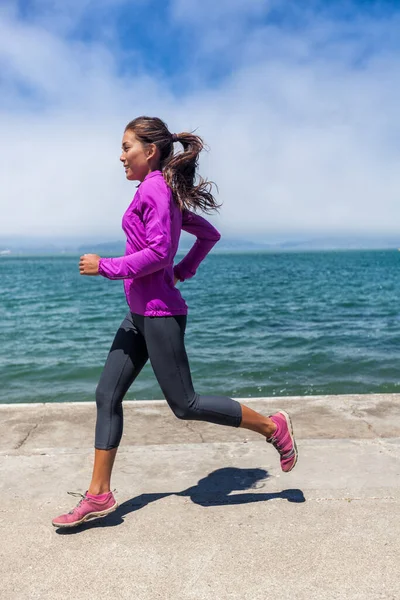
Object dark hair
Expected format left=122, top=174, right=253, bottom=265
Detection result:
left=124, top=116, right=220, bottom=213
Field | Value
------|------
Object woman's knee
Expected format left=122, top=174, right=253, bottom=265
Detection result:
left=171, top=393, right=199, bottom=421
left=95, top=383, right=112, bottom=412
left=174, top=406, right=193, bottom=420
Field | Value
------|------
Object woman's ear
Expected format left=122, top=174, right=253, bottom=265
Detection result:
left=146, top=143, right=158, bottom=160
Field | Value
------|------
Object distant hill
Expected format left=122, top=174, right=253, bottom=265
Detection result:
left=276, top=237, right=400, bottom=250
left=1, top=234, right=399, bottom=255
left=57, top=235, right=400, bottom=254
left=77, top=241, right=126, bottom=255
left=77, top=237, right=272, bottom=255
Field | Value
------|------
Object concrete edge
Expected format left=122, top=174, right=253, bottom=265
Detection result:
left=2, top=435, right=400, bottom=455
left=1, top=392, right=400, bottom=410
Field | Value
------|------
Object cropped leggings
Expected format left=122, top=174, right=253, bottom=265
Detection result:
left=95, top=313, right=243, bottom=449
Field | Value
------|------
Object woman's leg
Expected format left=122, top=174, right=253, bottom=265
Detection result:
left=141, top=314, right=297, bottom=473
left=141, top=315, right=274, bottom=434
left=52, top=313, right=149, bottom=527
left=88, top=449, right=118, bottom=496
left=240, top=405, right=276, bottom=437
left=88, top=312, right=149, bottom=495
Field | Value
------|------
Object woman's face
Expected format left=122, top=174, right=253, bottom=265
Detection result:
left=120, top=130, right=153, bottom=182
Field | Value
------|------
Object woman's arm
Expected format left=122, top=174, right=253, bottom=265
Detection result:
left=173, top=209, right=221, bottom=282
left=97, top=182, right=172, bottom=280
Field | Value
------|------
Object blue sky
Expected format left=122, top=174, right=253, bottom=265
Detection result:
left=1, top=0, right=400, bottom=240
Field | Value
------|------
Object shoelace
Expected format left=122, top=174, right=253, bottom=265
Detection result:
left=267, top=434, right=294, bottom=459
left=66, top=489, right=117, bottom=514
left=67, top=491, right=86, bottom=499
left=67, top=491, right=87, bottom=514
left=267, top=435, right=281, bottom=450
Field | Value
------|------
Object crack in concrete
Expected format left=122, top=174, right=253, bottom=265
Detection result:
left=314, top=496, right=396, bottom=502
left=350, top=406, right=379, bottom=437
left=13, top=423, right=38, bottom=450
left=372, top=437, right=400, bottom=458
left=184, top=421, right=205, bottom=443
left=182, top=546, right=218, bottom=595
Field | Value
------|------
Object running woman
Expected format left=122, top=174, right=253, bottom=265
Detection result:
left=52, top=116, right=298, bottom=528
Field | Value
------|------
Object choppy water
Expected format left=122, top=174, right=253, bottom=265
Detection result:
left=1, top=250, right=400, bottom=403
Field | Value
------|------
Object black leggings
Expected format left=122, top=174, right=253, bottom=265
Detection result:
left=95, top=312, right=242, bottom=449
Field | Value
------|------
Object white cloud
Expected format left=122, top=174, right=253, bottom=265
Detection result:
left=1, top=3, right=400, bottom=241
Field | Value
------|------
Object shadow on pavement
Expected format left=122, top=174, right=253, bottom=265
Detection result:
left=56, top=467, right=305, bottom=535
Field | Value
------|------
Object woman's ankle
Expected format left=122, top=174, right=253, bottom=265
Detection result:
left=88, top=484, right=111, bottom=496
left=263, top=417, right=277, bottom=438
left=240, top=405, right=277, bottom=437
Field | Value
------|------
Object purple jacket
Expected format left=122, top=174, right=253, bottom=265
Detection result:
left=98, top=170, right=221, bottom=316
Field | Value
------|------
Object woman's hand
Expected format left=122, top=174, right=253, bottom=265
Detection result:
left=79, top=254, right=101, bottom=276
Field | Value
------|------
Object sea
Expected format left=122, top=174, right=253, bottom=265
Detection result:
left=1, top=250, right=400, bottom=404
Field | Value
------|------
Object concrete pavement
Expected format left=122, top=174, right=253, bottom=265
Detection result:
left=0, top=394, right=399, bottom=600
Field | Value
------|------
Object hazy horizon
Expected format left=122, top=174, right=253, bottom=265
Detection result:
left=2, top=232, right=400, bottom=254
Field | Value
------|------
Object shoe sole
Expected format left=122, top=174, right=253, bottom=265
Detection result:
left=52, top=501, right=118, bottom=528
left=277, top=409, right=298, bottom=473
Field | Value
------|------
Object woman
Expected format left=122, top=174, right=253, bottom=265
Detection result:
left=52, top=116, right=298, bottom=528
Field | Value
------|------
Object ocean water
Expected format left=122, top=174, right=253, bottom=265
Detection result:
left=1, top=250, right=400, bottom=404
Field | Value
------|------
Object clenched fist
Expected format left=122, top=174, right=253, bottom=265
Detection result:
left=79, top=254, right=101, bottom=276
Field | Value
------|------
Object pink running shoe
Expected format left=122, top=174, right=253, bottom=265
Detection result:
left=52, top=491, right=118, bottom=528
left=267, top=410, right=298, bottom=472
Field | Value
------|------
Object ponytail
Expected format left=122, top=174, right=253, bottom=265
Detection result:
left=125, top=116, right=220, bottom=213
